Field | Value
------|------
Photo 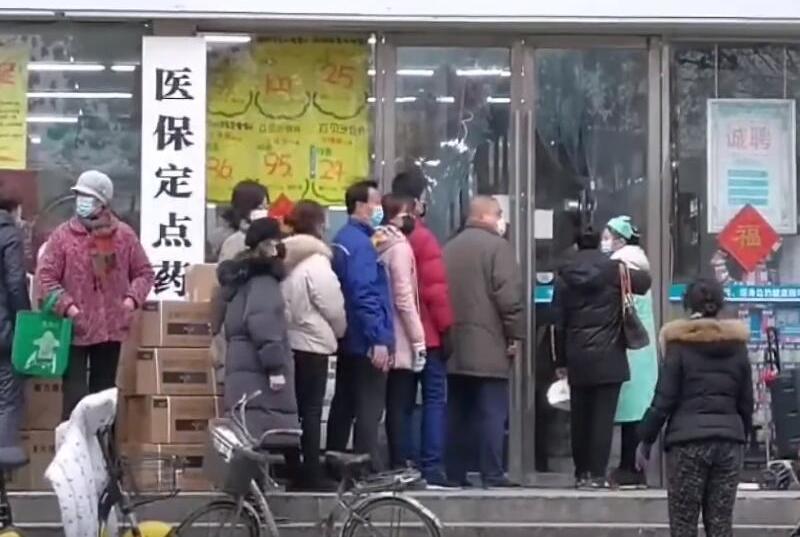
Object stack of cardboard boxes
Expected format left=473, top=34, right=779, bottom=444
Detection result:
left=119, top=294, right=220, bottom=492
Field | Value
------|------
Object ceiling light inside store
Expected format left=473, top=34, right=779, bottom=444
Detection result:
left=28, top=91, right=133, bottom=99
left=397, top=69, right=434, bottom=77
left=29, top=62, right=105, bottom=72
left=111, top=65, right=137, bottom=72
left=395, top=96, right=417, bottom=103
left=457, top=68, right=511, bottom=77
left=436, top=96, right=455, bottom=104
left=486, top=96, right=511, bottom=104
left=29, top=135, right=42, bottom=144
left=27, top=116, right=79, bottom=124
left=203, top=34, right=252, bottom=44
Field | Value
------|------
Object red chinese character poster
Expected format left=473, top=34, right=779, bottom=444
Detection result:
left=718, top=205, right=780, bottom=273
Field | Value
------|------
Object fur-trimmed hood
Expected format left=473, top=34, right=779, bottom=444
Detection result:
left=283, top=234, right=332, bottom=273
left=659, top=318, right=749, bottom=355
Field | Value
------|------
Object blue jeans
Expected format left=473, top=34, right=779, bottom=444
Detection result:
left=418, top=349, right=447, bottom=480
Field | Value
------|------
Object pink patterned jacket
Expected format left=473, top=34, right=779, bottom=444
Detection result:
left=35, top=217, right=155, bottom=346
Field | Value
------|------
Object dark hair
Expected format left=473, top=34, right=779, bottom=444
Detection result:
left=683, top=277, right=725, bottom=318
left=223, top=180, right=269, bottom=229
left=0, top=180, right=21, bottom=213
left=345, top=180, right=378, bottom=215
left=380, top=193, right=412, bottom=224
left=575, top=225, right=601, bottom=250
left=286, top=200, right=325, bottom=238
left=391, top=168, right=427, bottom=200
left=628, top=226, right=641, bottom=247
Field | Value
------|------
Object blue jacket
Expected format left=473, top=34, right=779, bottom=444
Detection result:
left=332, top=218, right=394, bottom=357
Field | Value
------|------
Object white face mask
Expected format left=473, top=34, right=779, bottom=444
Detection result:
left=250, top=208, right=269, bottom=221
left=600, top=239, right=614, bottom=254
left=496, top=217, right=507, bottom=237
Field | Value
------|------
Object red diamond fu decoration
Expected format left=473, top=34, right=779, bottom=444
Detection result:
left=269, top=193, right=295, bottom=222
left=718, top=205, right=780, bottom=273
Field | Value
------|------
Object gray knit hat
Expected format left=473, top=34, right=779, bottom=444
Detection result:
left=72, top=170, right=114, bottom=205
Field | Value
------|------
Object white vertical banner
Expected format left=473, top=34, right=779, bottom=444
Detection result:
left=140, top=37, right=207, bottom=300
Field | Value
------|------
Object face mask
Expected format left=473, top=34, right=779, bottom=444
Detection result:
left=496, top=217, right=507, bottom=237
left=250, top=209, right=269, bottom=221
left=75, top=196, right=97, bottom=218
left=370, top=205, right=384, bottom=228
left=600, top=239, right=614, bottom=254
left=399, top=214, right=415, bottom=236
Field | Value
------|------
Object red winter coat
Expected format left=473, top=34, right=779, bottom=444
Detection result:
left=406, top=218, right=454, bottom=349
left=35, top=217, right=155, bottom=346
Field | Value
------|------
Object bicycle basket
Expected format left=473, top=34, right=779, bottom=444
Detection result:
left=204, top=417, right=267, bottom=495
left=120, top=454, right=182, bottom=498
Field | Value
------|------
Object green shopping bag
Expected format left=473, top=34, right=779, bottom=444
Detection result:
left=11, top=291, right=72, bottom=378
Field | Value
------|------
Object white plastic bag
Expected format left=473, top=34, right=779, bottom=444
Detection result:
left=547, top=379, right=571, bottom=411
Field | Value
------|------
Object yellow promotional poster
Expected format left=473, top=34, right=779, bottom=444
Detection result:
left=207, top=37, right=370, bottom=205
left=0, top=47, right=28, bottom=170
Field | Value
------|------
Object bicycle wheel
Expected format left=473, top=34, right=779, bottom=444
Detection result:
left=172, top=499, right=262, bottom=537
left=341, top=496, right=442, bottom=537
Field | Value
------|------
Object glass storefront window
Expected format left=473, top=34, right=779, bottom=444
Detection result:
left=0, top=22, right=145, bottom=265
left=204, top=35, right=376, bottom=260
left=393, top=47, right=511, bottom=242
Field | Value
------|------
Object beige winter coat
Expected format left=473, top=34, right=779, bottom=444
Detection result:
left=281, top=234, right=347, bottom=356
left=374, top=226, right=426, bottom=370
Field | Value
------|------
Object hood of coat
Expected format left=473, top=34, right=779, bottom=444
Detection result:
left=659, top=318, right=749, bottom=357
left=216, top=252, right=286, bottom=302
left=0, top=210, right=16, bottom=230
left=373, top=225, right=406, bottom=254
left=283, top=234, right=332, bottom=273
left=558, top=249, right=611, bottom=291
left=611, top=245, right=650, bottom=272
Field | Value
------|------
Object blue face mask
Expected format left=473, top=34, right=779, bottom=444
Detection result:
left=370, top=205, right=384, bottom=228
left=75, top=196, right=97, bottom=218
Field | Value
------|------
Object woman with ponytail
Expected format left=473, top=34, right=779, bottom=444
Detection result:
left=637, top=278, right=752, bottom=537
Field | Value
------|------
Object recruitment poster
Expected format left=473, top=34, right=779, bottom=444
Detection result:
left=0, top=47, right=28, bottom=169
left=707, top=99, right=797, bottom=234
left=207, top=37, right=370, bottom=205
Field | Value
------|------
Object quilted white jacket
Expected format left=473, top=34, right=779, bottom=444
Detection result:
left=281, top=234, right=347, bottom=355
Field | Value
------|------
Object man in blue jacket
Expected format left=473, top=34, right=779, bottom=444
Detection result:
left=326, top=180, right=394, bottom=470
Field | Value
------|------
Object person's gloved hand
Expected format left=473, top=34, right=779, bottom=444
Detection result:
left=635, top=442, right=652, bottom=472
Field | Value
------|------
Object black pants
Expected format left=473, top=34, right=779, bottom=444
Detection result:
left=667, top=441, right=742, bottom=537
left=534, top=386, right=554, bottom=473
left=445, top=375, right=508, bottom=484
left=570, top=383, right=621, bottom=479
left=62, top=342, right=121, bottom=420
left=293, top=351, right=329, bottom=483
left=326, top=353, right=387, bottom=471
left=619, top=421, right=640, bottom=472
left=385, top=369, right=416, bottom=469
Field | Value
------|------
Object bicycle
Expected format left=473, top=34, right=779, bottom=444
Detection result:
left=0, top=446, right=29, bottom=537
left=172, top=391, right=443, bottom=537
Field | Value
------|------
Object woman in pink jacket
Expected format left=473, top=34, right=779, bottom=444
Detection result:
left=36, top=170, right=155, bottom=419
left=374, top=193, right=426, bottom=470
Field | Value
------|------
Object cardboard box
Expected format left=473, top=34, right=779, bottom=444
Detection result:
left=23, top=380, right=62, bottom=430
left=123, top=443, right=209, bottom=492
left=135, top=348, right=218, bottom=396
left=186, top=264, right=218, bottom=303
left=117, top=312, right=143, bottom=394
left=127, top=396, right=222, bottom=444
left=140, top=301, right=212, bottom=348
left=7, top=430, right=55, bottom=491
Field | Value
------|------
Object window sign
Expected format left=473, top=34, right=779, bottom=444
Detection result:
left=707, top=99, right=797, bottom=234
left=140, top=37, right=207, bottom=299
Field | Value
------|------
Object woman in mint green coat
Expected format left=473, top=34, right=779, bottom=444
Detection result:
left=602, top=216, right=658, bottom=488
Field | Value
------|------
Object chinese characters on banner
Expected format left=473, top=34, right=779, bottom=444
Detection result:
left=707, top=99, right=797, bottom=234
left=718, top=204, right=781, bottom=273
left=140, top=37, right=207, bottom=300
left=206, top=37, right=370, bottom=205
left=0, top=48, right=28, bottom=169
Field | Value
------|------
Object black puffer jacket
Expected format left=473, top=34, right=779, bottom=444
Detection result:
left=552, top=249, right=650, bottom=386
left=216, top=254, right=300, bottom=448
left=639, top=318, right=752, bottom=449
left=0, top=210, right=29, bottom=352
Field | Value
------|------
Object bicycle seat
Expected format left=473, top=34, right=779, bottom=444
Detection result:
left=257, top=428, right=302, bottom=451
left=325, top=451, right=371, bottom=472
left=0, top=446, right=28, bottom=470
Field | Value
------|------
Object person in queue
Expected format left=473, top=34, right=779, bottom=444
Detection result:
left=215, top=217, right=300, bottom=451
left=444, top=195, right=524, bottom=488
left=601, top=216, right=658, bottom=488
left=637, top=278, right=752, bottom=537
left=215, top=180, right=270, bottom=262
left=281, top=201, right=346, bottom=490
left=326, top=180, right=394, bottom=470
left=36, top=170, right=155, bottom=419
left=551, top=225, right=650, bottom=489
left=0, top=180, right=31, bottom=459
left=391, top=169, right=454, bottom=486
left=374, top=193, right=426, bottom=471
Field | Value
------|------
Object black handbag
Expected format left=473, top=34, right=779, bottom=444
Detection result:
left=619, top=264, right=650, bottom=350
